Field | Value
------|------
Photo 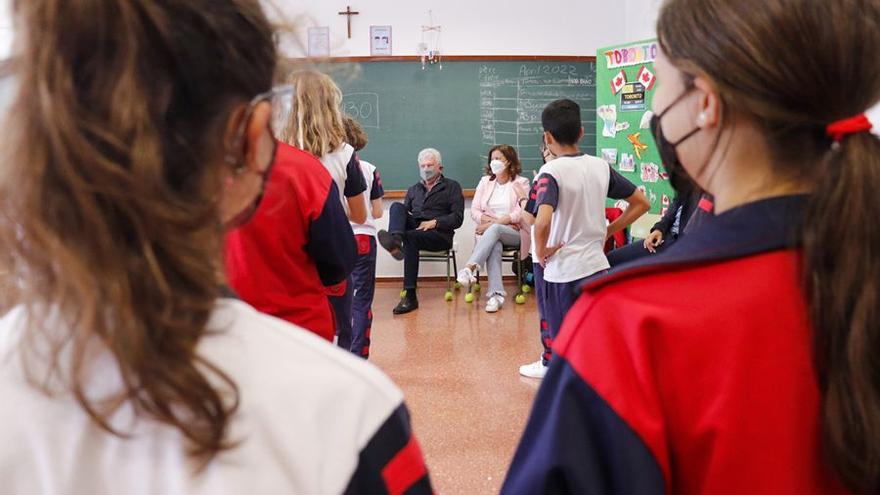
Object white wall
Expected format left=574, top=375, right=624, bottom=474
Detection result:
left=270, top=0, right=638, bottom=58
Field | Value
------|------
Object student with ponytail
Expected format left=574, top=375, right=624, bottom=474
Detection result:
left=504, top=0, right=880, bottom=493
left=0, top=1, right=431, bottom=493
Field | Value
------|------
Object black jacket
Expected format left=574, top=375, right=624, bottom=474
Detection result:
left=651, top=191, right=701, bottom=238
left=404, top=175, right=465, bottom=240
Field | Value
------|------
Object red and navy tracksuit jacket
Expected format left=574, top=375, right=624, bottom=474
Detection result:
left=503, top=195, right=850, bottom=494
left=225, top=141, right=356, bottom=341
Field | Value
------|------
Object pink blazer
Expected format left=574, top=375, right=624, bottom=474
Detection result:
left=470, top=175, right=532, bottom=259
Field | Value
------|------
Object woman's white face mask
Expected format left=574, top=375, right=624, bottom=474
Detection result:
left=490, top=159, right=507, bottom=175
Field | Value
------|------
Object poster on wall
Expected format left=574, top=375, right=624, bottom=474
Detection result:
left=596, top=39, right=672, bottom=214
left=307, top=27, right=330, bottom=57
left=370, top=25, right=392, bottom=56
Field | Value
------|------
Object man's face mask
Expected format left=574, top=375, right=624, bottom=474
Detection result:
left=419, top=162, right=439, bottom=182
left=649, top=87, right=700, bottom=196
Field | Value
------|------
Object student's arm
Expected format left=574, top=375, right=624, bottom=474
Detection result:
left=532, top=174, right=560, bottom=265
left=370, top=199, right=383, bottom=219
left=433, top=180, right=465, bottom=231
left=508, top=177, right=530, bottom=225
left=370, top=168, right=384, bottom=219
left=344, top=153, right=368, bottom=224
left=519, top=179, right=541, bottom=228
left=502, top=358, right=665, bottom=494
left=342, top=404, right=433, bottom=494
left=651, top=194, right=685, bottom=235
left=606, top=168, right=649, bottom=238
left=306, top=181, right=357, bottom=286
left=347, top=194, right=368, bottom=225
left=502, top=295, right=667, bottom=495
left=533, top=204, right=555, bottom=264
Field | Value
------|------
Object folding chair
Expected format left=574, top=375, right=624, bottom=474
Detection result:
left=417, top=242, right=459, bottom=301
left=467, top=245, right=529, bottom=305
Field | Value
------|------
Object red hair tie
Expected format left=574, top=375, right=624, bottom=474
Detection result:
left=826, top=114, right=873, bottom=142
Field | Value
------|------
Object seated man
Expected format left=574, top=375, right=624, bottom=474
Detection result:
left=378, top=148, right=464, bottom=314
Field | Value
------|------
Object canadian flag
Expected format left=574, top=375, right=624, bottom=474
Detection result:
left=637, top=66, right=656, bottom=90
left=610, top=70, right=627, bottom=94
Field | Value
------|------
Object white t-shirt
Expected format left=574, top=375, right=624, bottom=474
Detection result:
left=320, top=143, right=367, bottom=217
left=527, top=154, right=636, bottom=283
left=487, top=181, right=513, bottom=218
left=352, top=160, right=384, bottom=237
left=0, top=299, right=424, bottom=494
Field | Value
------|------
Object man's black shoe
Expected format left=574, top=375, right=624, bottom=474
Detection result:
left=378, top=230, right=404, bottom=261
left=393, top=290, right=418, bottom=315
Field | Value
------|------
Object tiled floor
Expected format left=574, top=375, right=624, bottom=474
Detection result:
left=368, top=280, right=542, bottom=494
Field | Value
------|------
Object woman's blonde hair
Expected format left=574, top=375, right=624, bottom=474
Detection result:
left=277, top=70, right=346, bottom=157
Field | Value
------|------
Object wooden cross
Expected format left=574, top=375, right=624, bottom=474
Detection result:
left=338, top=5, right=359, bottom=39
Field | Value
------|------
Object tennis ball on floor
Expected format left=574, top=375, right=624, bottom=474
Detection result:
left=473, top=283, right=481, bottom=292
left=454, top=282, right=462, bottom=290
left=515, top=294, right=527, bottom=305
left=522, top=285, right=531, bottom=294
left=444, top=291, right=454, bottom=301
left=464, top=293, right=475, bottom=303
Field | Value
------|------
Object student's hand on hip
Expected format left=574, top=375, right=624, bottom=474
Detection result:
left=539, top=244, right=564, bottom=267
left=643, top=230, right=664, bottom=253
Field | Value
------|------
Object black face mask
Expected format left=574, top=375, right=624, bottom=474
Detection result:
left=224, top=139, right=278, bottom=229
left=650, top=88, right=700, bottom=196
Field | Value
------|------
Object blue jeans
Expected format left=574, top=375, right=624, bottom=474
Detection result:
left=466, top=223, right=521, bottom=297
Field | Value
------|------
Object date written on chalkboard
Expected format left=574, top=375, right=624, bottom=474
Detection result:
left=519, top=65, right=579, bottom=77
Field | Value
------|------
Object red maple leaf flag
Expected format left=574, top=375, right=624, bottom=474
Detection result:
left=610, top=70, right=627, bottom=94
left=637, top=65, right=656, bottom=90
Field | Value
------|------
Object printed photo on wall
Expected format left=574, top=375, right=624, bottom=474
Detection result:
left=619, top=153, right=636, bottom=172
left=641, top=162, right=660, bottom=183
left=640, top=111, right=654, bottom=129
left=601, top=148, right=618, bottom=165
left=370, top=25, right=392, bottom=56
left=598, top=105, right=618, bottom=138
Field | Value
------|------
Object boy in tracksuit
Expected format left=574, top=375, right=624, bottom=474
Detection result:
left=342, top=116, right=385, bottom=358
left=518, top=99, right=649, bottom=379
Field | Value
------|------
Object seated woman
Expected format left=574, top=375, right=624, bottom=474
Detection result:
left=457, top=145, right=530, bottom=312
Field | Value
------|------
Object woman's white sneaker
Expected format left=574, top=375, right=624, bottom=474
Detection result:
left=485, top=294, right=504, bottom=313
left=457, top=266, right=477, bottom=288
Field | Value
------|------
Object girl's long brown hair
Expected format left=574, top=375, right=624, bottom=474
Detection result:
left=658, top=0, right=880, bottom=492
left=0, top=0, right=276, bottom=466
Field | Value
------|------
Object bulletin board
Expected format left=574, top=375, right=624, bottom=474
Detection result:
left=596, top=39, right=674, bottom=215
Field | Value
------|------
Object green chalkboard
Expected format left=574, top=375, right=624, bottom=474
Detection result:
left=320, top=59, right=596, bottom=191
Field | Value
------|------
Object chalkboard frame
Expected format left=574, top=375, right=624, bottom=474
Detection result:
left=282, top=55, right=597, bottom=194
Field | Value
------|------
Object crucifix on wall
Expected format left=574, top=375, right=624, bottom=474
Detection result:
left=338, top=5, right=360, bottom=39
